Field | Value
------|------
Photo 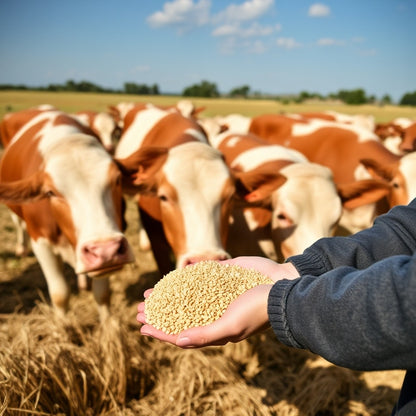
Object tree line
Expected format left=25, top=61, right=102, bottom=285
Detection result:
left=0, top=79, right=415, bottom=106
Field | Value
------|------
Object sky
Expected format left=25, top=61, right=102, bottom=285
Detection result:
left=0, top=0, right=415, bottom=102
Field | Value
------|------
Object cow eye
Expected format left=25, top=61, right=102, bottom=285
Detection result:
left=158, top=194, right=168, bottom=202
left=45, top=190, right=56, bottom=198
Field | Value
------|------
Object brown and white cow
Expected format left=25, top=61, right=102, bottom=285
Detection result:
left=207, top=129, right=344, bottom=260
left=246, top=114, right=416, bottom=233
left=206, top=113, right=413, bottom=234
left=0, top=108, right=137, bottom=318
left=71, top=110, right=122, bottom=154
left=115, top=105, right=235, bottom=275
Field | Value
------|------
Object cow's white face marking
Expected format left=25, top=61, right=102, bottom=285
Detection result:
left=271, top=163, right=342, bottom=256
left=163, top=142, right=231, bottom=262
left=45, top=137, right=120, bottom=238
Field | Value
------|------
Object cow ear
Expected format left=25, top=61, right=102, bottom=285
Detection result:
left=0, top=171, right=47, bottom=204
left=191, top=106, right=206, bottom=117
left=360, top=158, right=395, bottom=182
left=115, top=147, right=169, bottom=193
left=337, top=178, right=391, bottom=210
left=233, top=167, right=287, bottom=203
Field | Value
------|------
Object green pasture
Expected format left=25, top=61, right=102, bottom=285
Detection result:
left=1, top=90, right=415, bottom=122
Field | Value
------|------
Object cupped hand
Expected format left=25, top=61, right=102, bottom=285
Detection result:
left=137, top=283, right=273, bottom=348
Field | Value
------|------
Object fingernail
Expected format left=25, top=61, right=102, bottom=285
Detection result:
left=177, top=336, right=192, bottom=346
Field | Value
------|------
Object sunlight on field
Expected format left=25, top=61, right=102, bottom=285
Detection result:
left=1, top=90, right=415, bottom=122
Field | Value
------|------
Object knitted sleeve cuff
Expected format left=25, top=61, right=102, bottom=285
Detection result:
left=287, top=249, right=330, bottom=276
left=267, top=278, right=304, bottom=349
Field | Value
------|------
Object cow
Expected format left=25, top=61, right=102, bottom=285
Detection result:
left=247, top=114, right=416, bottom=233
left=207, top=129, right=343, bottom=260
left=206, top=125, right=386, bottom=260
left=203, top=113, right=411, bottom=234
left=71, top=110, right=122, bottom=154
left=0, top=105, right=62, bottom=257
left=114, top=105, right=235, bottom=276
left=0, top=108, right=137, bottom=319
left=375, top=117, right=416, bottom=154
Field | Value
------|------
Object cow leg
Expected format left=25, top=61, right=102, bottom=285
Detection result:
left=138, top=225, right=151, bottom=252
left=77, top=273, right=91, bottom=290
left=10, top=212, right=31, bottom=256
left=30, top=238, right=70, bottom=315
left=91, top=277, right=111, bottom=321
left=139, top=208, right=175, bottom=276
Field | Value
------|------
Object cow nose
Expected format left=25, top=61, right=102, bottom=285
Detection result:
left=182, top=253, right=231, bottom=267
left=80, top=237, right=129, bottom=270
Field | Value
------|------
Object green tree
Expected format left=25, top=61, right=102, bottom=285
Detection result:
left=229, top=85, right=250, bottom=98
left=182, top=80, right=219, bottom=98
left=123, top=82, right=160, bottom=95
left=336, top=88, right=368, bottom=104
left=400, top=91, right=416, bottom=106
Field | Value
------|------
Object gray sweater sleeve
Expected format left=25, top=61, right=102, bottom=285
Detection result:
left=268, top=200, right=416, bottom=371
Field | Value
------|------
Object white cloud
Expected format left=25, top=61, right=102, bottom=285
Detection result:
left=276, top=37, right=302, bottom=49
left=308, top=3, right=330, bottom=17
left=214, top=0, right=274, bottom=23
left=147, top=0, right=211, bottom=29
left=317, top=38, right=345, bottom=46
left=213, top=22, right=280, bottom=38
left=218, top=37, right=267, bottom=55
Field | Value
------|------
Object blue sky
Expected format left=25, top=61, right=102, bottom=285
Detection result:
left=0, top=0, right=414, bottom=102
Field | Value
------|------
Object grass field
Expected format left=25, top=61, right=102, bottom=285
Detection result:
left=1, top=90, right=416, bottom=122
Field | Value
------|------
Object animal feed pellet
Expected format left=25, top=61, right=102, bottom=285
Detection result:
left=145, top=260, right=273, bottom=334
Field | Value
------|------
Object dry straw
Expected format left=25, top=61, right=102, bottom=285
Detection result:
left=145, top=260, right=273, bottom=334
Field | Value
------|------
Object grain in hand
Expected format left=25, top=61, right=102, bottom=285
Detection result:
left=145, top=260, right=273, bottom=334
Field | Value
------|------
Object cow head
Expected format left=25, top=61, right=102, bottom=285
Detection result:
left=120, top=141, right=235, bottom=269
left=232, top=161, right=343, bottom=260
left=0, top=133, right=135, bottom=277
left=360, top=152, right=416, bottom=207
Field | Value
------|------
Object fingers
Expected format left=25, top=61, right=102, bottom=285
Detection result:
left=137, top=297, right=231, bottom=348
left=176, top=322, right=230, bottom=348
left=140, top=324, right=179, bottom=345
left=143, top=288, right=153, bottom=298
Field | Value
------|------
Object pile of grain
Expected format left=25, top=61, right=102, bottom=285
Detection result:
left=145, top=260, right=273, bottom=334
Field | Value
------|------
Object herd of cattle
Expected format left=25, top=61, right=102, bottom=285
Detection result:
left=0, top=100, right=415, bottom=320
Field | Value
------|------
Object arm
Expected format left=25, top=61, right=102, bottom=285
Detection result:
left=269, top=253, right=416, bottom=371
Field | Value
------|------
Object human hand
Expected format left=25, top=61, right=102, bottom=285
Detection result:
left=137, top=283, right=273, bottom=348
left=221, top=256, right=300, bottom=283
